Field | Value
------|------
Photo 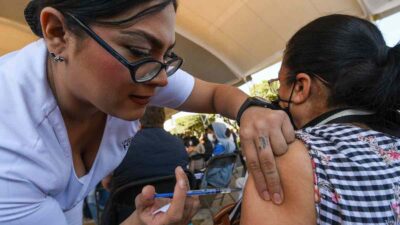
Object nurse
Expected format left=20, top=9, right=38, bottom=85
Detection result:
left=0, top=0, right=294, bottom=224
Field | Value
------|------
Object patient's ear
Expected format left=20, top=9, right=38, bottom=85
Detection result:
left=291, top=73, right=312, bottom=104
left=40, top=7, right=70, bottom=57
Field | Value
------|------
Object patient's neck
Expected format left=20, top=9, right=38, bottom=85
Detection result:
left=294, top=102, right=331, bottom=129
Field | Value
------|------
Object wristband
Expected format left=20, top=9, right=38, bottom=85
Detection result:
left=236, top=97, right=277, bottom=126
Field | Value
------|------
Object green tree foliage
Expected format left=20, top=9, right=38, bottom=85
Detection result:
left=171, top=78, right=279, bottom=135
left=249, top=79, right=279, bottom=101
left=171, top=114, right=215, bottom=136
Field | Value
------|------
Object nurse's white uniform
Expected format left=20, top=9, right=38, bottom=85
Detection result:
left=0, top=40, right=195, bottom=225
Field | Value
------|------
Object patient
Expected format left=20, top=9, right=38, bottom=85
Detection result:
left=242, top=14, right=400, bottom=224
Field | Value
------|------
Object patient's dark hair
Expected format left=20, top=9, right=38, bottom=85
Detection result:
left=24, top=0, right=178, bottom=37
left=140, top=106, right=165, bottom=128
left=284, top=14, right=400, bottom=116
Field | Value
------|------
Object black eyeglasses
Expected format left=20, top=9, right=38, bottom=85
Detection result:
left=66, top=13, right=183, bottom=83
left=266, top=71, right=330, bottom=99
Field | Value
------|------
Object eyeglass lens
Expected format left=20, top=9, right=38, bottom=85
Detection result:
left=135, top=62, right=163, bottom=82
left=166, top=59, right=181, bottom=75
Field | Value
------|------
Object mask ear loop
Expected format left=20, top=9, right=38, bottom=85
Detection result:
left=276, top=81, right=297, bottom=128
left=277, top=81, right=296, bottom=104
left=286, top=81, right=296, bottom=113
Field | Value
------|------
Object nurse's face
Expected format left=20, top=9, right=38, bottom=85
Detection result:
left=65, top=1, right=176, bottom=120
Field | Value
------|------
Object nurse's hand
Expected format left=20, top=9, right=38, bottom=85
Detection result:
left=239, top=107, right=295, bottom=204
left=123, top=167, right=200, bottom=225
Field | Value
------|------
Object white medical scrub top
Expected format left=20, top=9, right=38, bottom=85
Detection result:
left=0, top=39, right=195, bottom=225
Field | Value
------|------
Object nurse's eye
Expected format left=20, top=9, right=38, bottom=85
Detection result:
left=128, top=47, right=151, bottom=58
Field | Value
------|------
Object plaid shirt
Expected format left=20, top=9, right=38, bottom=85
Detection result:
left=297, top=124, right=400, bottom=225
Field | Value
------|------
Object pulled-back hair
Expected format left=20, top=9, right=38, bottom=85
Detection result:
left=139, top=106, right=165, bottom=128
left=284, top=14, right=400, bottom=116
left=24, top=0, right=178, bottom=37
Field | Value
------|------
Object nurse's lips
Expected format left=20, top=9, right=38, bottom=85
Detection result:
left=129, top=95, right=151, bottom=105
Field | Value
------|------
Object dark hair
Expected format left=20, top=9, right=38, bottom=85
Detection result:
left=139, top=106, right=165, bottom=128
left=225, top=128, right=231, bottom=137
left=202, top=132, right=209, bottom=141
left=24, top=0, right=178, bottom=37
left=284, top=14, right=400, bottom=116
left=182, top=136, right=191, bottom=148
left=183, top=136, right=199, bottom=147
left=190, top=136, right=200, bottom=146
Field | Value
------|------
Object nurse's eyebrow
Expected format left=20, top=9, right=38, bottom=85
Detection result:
left=120, top=30, right=175, bottom=50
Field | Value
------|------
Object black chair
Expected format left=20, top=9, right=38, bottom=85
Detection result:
left=200, top=153, right=237, bottom=188
left=94, top=184, right=108, bottom=224
left=101, top=171, right=196, bottom=225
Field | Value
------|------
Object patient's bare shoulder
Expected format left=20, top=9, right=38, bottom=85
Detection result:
left=241, top=140, right=316, bottom=225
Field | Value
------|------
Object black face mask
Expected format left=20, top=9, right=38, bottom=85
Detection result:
left=271, top=83, right=297, bottom=129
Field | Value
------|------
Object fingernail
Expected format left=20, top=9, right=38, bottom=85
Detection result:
left=273, top=193, right=282, bottom=204
left=263, top=191, right=271, bottom=201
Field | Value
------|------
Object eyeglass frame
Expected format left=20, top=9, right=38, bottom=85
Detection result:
left=266, top=71, right=330, bottom=101
left=269, top=71, right=330, bottom=91
left=65, top=12, right=183, bottom=83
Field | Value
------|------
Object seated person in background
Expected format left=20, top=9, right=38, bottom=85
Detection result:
left=225, top=128, right=239, bottom=151
left=182, top=136, right=191, bottom=152
left=186, top=136, right=205, bottom=156
left=185, top=136, right=207, bottom=173
left=201, top=131, right=214, bottom=161
left=109, top=106, right=189, bottom=189
left=183, top=136, right=194, bottom=154
left=207, top=122, right=236, bottom=156
left=202, top=122, right=237, bottom=188
left=242, top=14, right=400, bottom=225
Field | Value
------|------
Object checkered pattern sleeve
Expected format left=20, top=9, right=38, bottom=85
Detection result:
left=296, top=124, right=400, bottom=225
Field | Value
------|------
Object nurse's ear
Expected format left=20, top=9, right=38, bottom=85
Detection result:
left=40, top=7, right=71, bottom=59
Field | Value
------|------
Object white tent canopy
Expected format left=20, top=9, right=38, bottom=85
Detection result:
left=175, top=0, right=366, bottom=84
left=0, top=0, right=399, bottom=84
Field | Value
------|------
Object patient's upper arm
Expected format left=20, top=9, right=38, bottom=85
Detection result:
left=241, top=140, right=316, bottom=225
